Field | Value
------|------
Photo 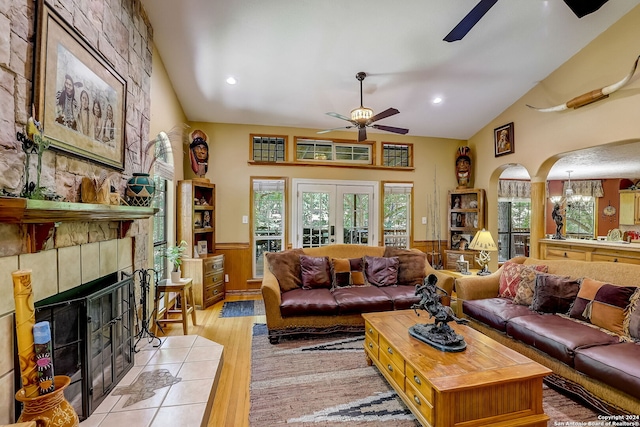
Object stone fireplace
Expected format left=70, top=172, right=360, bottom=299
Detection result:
left=30, top=271, right=136, bottom=420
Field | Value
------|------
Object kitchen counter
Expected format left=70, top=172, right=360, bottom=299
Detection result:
left=539, top=238, right=640, bottom=264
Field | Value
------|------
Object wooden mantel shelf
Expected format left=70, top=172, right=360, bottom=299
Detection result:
left=0, top=196, right=157, bottom=224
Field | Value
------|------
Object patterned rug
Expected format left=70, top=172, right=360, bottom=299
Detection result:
left=249, top=324, right=611, bottom=426
left=219, top=300, right=265, bottom=318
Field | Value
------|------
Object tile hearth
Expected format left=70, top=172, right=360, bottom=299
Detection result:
left=79, top=335, right=223, bottom=427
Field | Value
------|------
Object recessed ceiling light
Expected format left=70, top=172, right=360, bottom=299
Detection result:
left=433, top=97, right=443, bottom=104
left=226, top=77, right=237, bottom=85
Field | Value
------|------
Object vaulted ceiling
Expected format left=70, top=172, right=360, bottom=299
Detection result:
left=141, top=0, right=640, bottom=180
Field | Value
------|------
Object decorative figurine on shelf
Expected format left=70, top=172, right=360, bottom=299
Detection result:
left=189, top=129, right=209, bottom=181
left=203, top=210, right=211, bottom=228
left=455, top=146, right=472, bottom=189
left=552, top=202, right=565, bottom=240
left=409, top=274, right=468, bottom=352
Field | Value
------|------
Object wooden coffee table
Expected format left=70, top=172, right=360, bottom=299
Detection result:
left=363, top=310, right=551, bottom=427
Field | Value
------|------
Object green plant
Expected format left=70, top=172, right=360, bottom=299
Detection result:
left=165, top=240, right=188, bottom=272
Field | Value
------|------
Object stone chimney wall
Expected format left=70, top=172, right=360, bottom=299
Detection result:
left=0, top=0, right=155, bottom=422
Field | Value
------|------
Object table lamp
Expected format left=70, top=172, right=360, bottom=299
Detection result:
left=468, top=229, right=498, bottom=276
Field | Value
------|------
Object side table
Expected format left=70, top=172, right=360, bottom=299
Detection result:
left=154, top=278, right=197, bottom=335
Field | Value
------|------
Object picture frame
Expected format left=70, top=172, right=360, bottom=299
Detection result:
left=494, top=122, right=514, bottom=157
left=197, top=240, right=208, bottom=256
left=35, top=1, right=127, bottom=169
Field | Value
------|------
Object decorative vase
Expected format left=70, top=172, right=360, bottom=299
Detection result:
left=170, top=270, right=182, bottom=283
left=126, top=173, right=155, bottom=207
left=15, top=375, right=79, bottom=427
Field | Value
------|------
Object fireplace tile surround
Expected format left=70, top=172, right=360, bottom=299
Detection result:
left=0, top=237, right=134, bottom=424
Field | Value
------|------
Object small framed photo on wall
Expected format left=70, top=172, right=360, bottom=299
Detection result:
left=494, top=122, right=514, bottom=157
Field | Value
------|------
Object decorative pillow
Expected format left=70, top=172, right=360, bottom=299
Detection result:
left=570, top=277, right=637, bottom=336
left=364, top=256, right=399, bottom=287
left=265, top=248, right=304, bottom=292
left=383, top=247, right=426, bottom=286
left=625, top=288, right=640, bottom=341
left=500, top=261, right=548, bottom=301
left=299, top=255, right=332, bottom=289
left=529, top=273, right=580, bottom=314
left=331, top=257, right=365, bottom=288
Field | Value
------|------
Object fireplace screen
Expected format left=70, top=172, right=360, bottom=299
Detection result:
left=17, top=272, right=136, bottom=421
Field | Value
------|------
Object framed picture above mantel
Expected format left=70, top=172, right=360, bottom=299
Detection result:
left=35, top=0, right=127, bottom=170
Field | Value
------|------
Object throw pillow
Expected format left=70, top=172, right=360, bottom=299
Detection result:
left=299, top=255, right=332, bottom=289
left=383, top=247, right=426, bottom=286
left=570, top=277, right=637, bottom=336
left=501, top=262, right=548, bottom=303
left=265, top=248, right=304, bottom=292
left=364, top=256, right=399, bottom=287
left=624, top=288, right=640, bottom=341
left=529, top=273, right=580, bottom=314
left=331, top=257, right=366, bottom=288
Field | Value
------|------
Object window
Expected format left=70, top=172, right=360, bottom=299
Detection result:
left=252, top=178, right=286, bottom=277
left=295, top=137, right=372, bottom=164
left=252, top=135, right=286, bottom=162
left=382, top=143, right=412, bottom=167
left=566, top=197, right=595, bottom=239
left=152, top=139, right=171, bottom=279
left=497, top=199, right=531, bottom=262
left=383, top=183, right=412, bottom=248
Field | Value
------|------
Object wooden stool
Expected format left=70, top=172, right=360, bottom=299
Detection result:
left=154, top=278, right=197, bottom=335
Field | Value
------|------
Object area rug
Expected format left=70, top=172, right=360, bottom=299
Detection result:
left=219, top=300, right=265, bottom=318
left=250, top=324, right=612, bottom=426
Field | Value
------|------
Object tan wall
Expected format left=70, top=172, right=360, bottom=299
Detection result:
left=148, top=44, right=188, bottom=247
left=468, top=4, right=640, bottom=264
left=183, top=122, right=465, bottom=247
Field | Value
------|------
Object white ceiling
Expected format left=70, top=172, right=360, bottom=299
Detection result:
left=141, top=0, right=640, bottom=180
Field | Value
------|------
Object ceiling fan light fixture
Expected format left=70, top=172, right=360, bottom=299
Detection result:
left=350, top=106, right=373, bottom=123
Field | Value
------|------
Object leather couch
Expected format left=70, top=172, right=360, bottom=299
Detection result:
left=261, top=244, right=453, bottom=344
left=455, top=256, right=640, bottom=414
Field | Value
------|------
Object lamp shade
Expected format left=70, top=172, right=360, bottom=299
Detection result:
left=467, top=229, right=497, bottom=252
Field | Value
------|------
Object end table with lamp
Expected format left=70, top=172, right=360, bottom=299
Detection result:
left=467, top=228, right=498, bottom=276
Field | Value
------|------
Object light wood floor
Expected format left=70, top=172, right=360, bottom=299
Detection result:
left=155, top=294, right=263, bottom=427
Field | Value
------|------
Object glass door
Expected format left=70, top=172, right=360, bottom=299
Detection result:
left=294, top=181, right=376, bottom=248
left=297, top=184, right=335, bottom=248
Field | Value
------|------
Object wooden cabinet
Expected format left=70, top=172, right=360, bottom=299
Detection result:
left=539, top=238, right=640, bottom=265
left=444, top=188, right=485, bottom=269
left=619, top=190, right=640, bottom=225
left=182, top=254, right=225, bottom=309
left=177, top=180, right=215, bottom=258
left=177, top=180, right=224, bottom=309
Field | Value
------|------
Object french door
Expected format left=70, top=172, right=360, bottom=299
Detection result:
left=293, top=180, right=378, bottom=248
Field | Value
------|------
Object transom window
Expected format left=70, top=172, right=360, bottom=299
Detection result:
left=295, top=137, right=372, bottom=164
left=252, top=135, right=286, bottom=162
left=382, top=143, right=412, bottom=167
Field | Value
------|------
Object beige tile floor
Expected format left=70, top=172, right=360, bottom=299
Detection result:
left=80, top=335, right=223, bottom=427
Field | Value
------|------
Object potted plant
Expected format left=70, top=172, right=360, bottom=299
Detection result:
left=165, top=240, right=188, bottom=282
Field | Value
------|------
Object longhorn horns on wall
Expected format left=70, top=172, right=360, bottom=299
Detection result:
left=526, top=54, right=639, bottom=112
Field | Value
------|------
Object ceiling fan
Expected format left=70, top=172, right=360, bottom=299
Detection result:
left=444, top=0, right=610, bottom=42
left=318, top=72, right=409, bottom=142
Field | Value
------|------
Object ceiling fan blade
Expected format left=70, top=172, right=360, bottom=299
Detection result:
left=317, top=126, right=354, bottom=134
left=326, top=112, right=353, bottom=122
left=443, top=0, right=498, bottom=42
left=372, top=124, right=409, bottom=135
left=369, top=107, right=400, bottom=123
left=563, top=0, right=608, bottom=18
left=358, top=127, right=367, bottom=142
